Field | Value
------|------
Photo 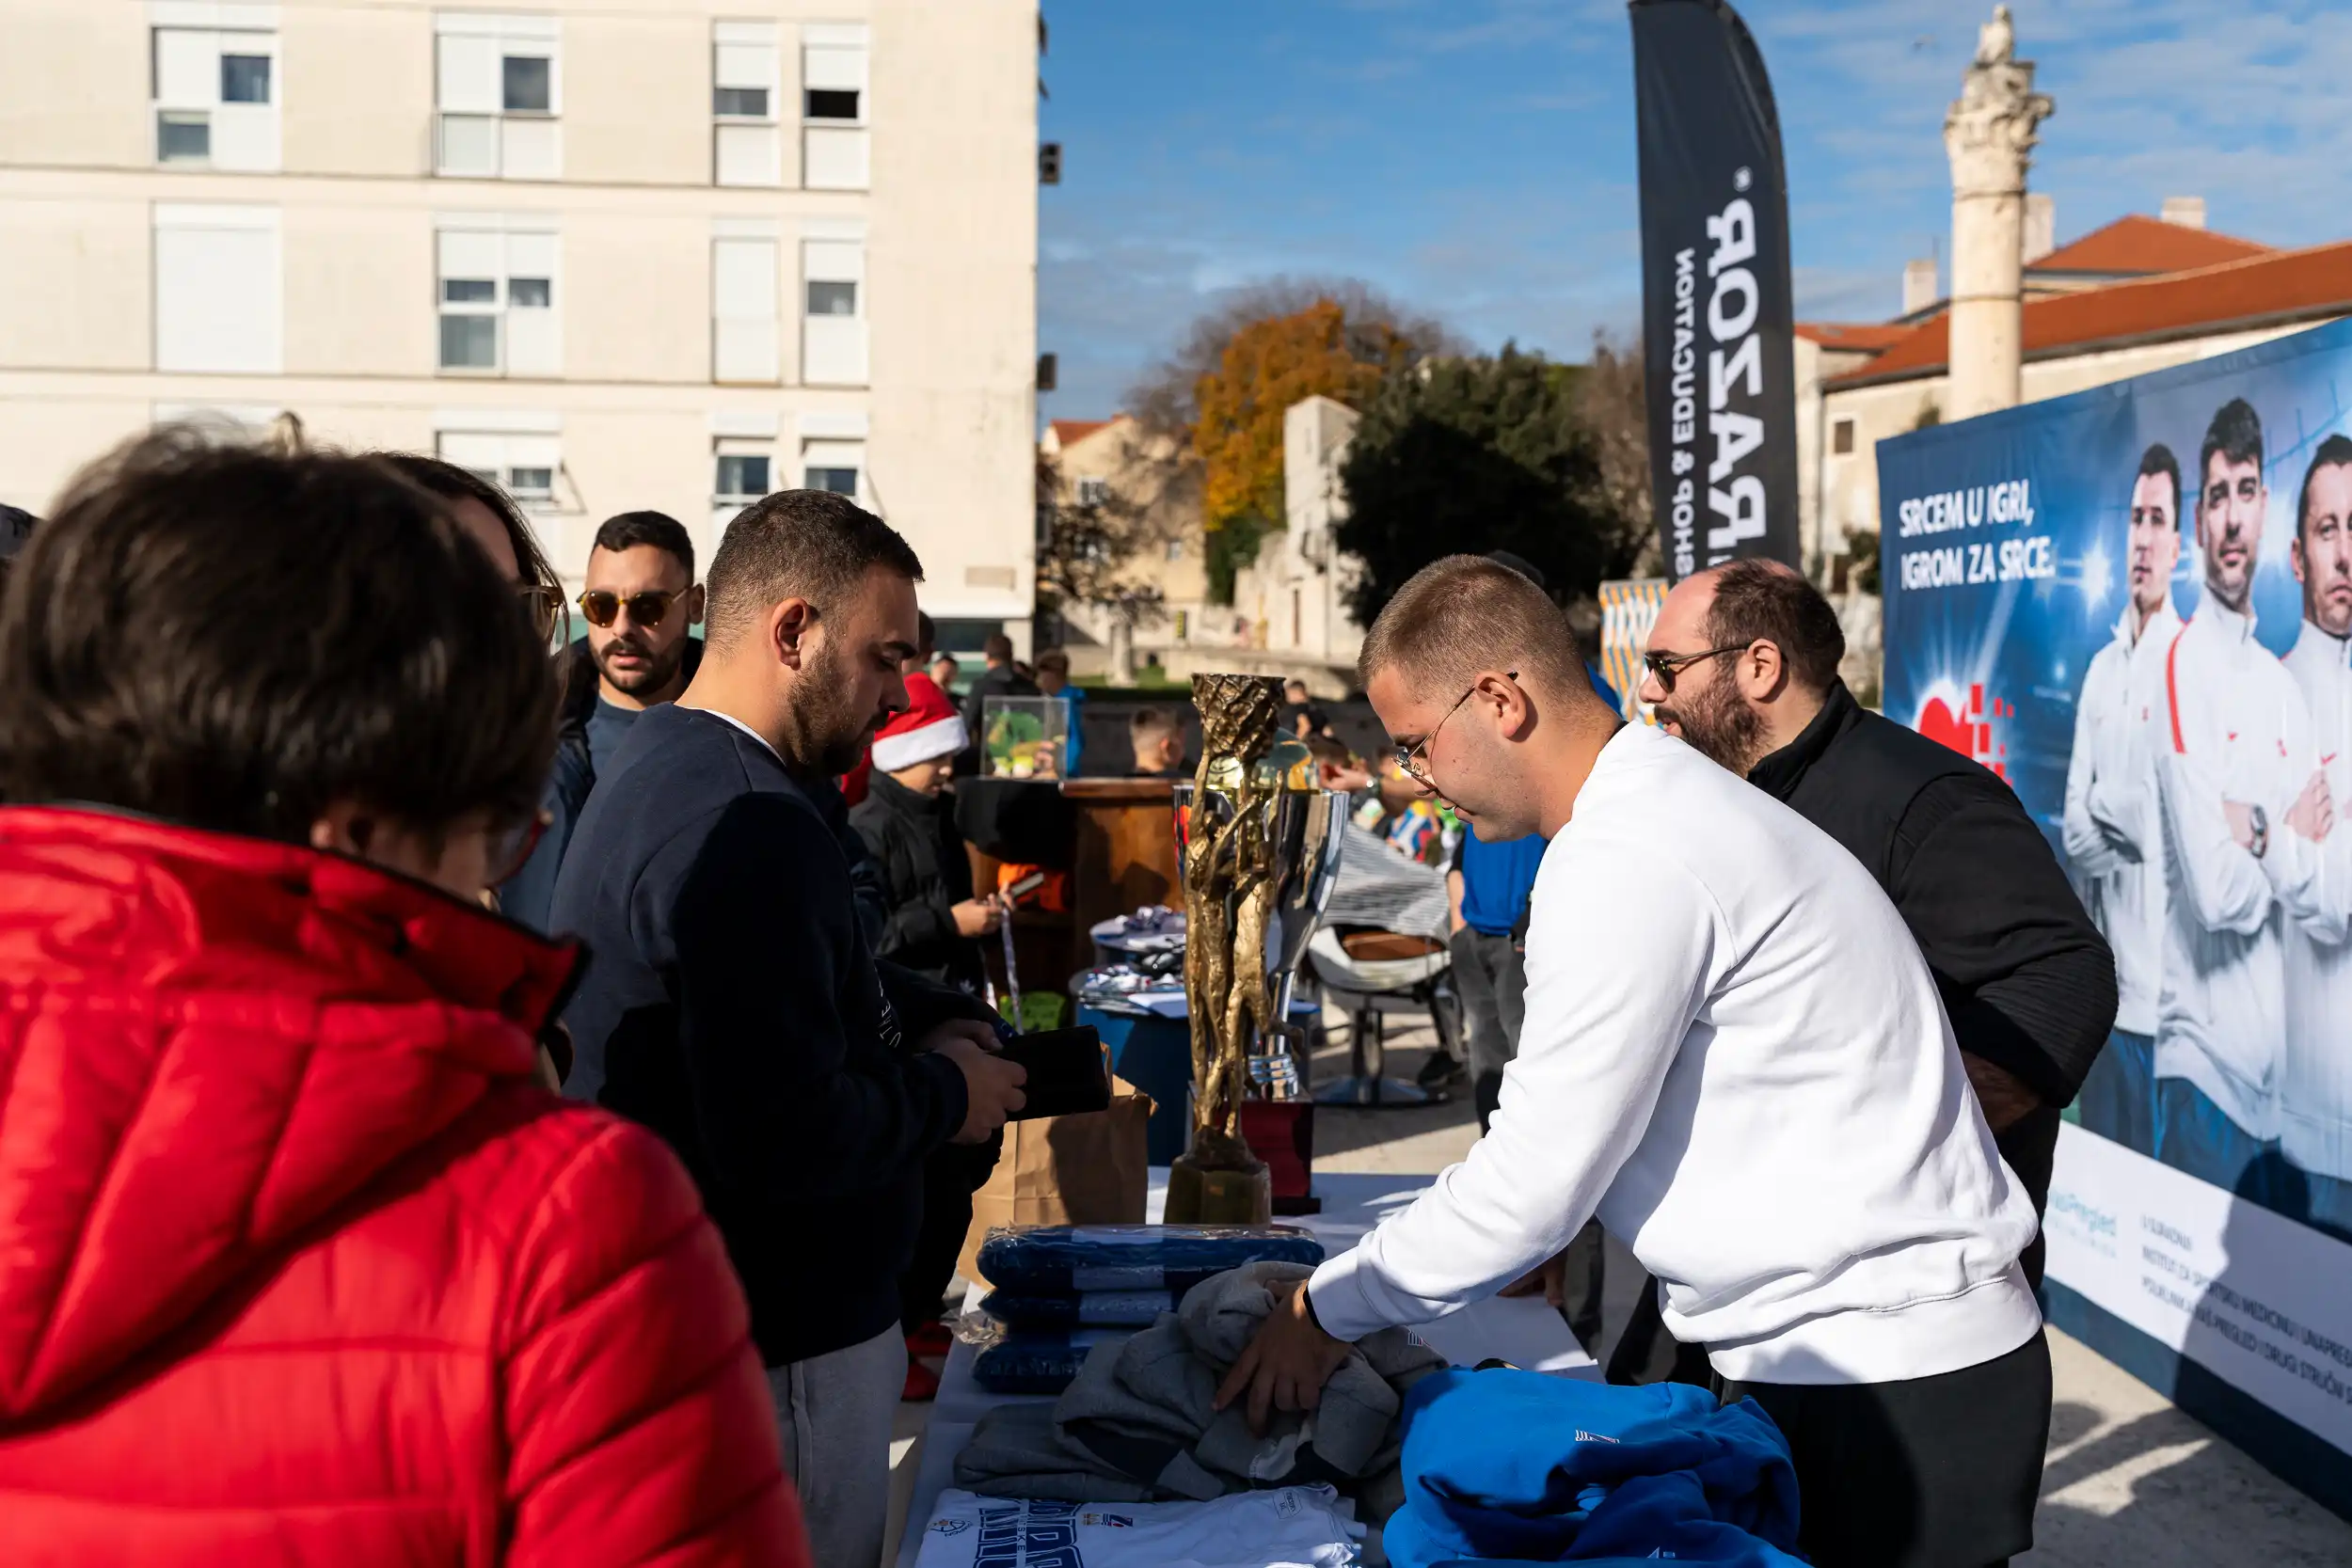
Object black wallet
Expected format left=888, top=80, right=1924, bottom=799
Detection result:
left=1000, top=1025, right=1112, bottom=1120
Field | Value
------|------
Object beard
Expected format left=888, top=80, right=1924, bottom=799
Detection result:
left=593, top=632, right=688, bottom=698
left=787, top=640, right=889, bottom=775
left=1657, top=663, right=1768, bottom=776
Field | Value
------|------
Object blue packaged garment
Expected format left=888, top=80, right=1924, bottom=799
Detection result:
left=979, top=1288, right=1177, bottom=1329
left=976, top=1224, right=1325, bottom=1295
left=970, top=1328, right=1129, bottom=1395
left=1383, top=1369, right=1804, bottom=1567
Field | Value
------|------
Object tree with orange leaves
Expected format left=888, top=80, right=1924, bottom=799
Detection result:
left=1189, top=298, right=1417, bottom=602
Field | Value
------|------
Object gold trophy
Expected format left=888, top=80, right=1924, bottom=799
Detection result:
left=1165, top=673, right=1344, bottom=1225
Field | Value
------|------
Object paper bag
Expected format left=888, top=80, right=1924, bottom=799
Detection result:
left=958, top=1077, right=1153, bottom=1289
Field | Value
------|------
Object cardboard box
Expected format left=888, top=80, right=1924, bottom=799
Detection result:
left=958, top=1078, right=1154, bottom=1289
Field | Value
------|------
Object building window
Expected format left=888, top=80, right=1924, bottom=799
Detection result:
left=153, top=204, right=281, bottom=373
left=714, top=21, right=781, bottom=187
left=715, top=449, right=772, bottom=502
left=1074, top=477, right=1109, bottom=507
left=152, top=25, right=280, bottom=171
left=802, top=24, right=868, bottom=191
left=712, top=232, right=780, bottom=383
left=1832, top=418, right=1855, bottom=456
left=437, top=431, right=562, bottom=510
left=803, top=439, right=864, bottom=500
left=801, top=237, right=867, bottom=386
left=1167, top=538, right=1184, bottom=562
left=437, top=224, right=560, bottom=377
left=437, top=13, right=561, bottom=180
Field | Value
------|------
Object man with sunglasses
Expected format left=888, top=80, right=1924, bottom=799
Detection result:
left=1216, top=555, right=2049, bottom=1568
left=572, top=510, right=707, bottom=781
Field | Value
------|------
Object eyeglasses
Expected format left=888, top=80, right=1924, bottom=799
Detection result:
left=487, top=811, right=552, bottom=888
left=516, top=584, right=563, bottom=641
left=1392, top=673, right=1514, bottom=786
left=577, top=589, right=685, bottom=628
left=1643, top=644, right=1751, bottom=695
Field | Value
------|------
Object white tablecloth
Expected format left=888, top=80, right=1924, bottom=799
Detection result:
left=893, top=1169, right=1596, bottom=1568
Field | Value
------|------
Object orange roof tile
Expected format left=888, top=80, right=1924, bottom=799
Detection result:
left=1828, top=239, right=2352, bottom=389
left=1796, top=322, right=1915, bottom=352
left=2030, top=214, right=2271, bottom=277
left=1048, top=418, right=1119, bottom=445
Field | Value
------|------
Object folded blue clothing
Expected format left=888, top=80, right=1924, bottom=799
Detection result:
left=1383, top=1369, right=1804, bottom=1568
left=979, top=1288, right=1178, bottom=1328
left=971, top=1328, right=1130, bottom=1396
left=976, top=1224, right=1326, bottom=1295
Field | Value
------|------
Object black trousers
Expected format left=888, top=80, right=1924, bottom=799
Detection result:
left=1725, top=1332, right=2052, bottom=1568
left=899, top=1140, right=1001, bottom=1334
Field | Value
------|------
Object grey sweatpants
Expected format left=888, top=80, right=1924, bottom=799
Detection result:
left=771, top=1323, right=907, bottom=1568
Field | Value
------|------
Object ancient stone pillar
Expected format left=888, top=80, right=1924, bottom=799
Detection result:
left=1943, top=6, right=2053, bottom=420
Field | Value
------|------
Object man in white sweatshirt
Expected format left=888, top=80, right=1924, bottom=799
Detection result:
left=1216, top=556, right=2047, bottom=1568
left=2062, top=443, right=2185, bottom=1156
left=2152, top=398, right=2331, bottom=1197
left=2280, top=436, right=2352, bottom=1219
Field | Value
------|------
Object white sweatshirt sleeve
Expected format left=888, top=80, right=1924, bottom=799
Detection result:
left=2063, top=655, right=2127, bottom=878
left=2158, top=662, right=2275, bottom=938
left=1307, top=835, right=1719, bottom=1340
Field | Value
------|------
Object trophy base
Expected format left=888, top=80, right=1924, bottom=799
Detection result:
left=1164, top=1151, right=1273, bottom=1226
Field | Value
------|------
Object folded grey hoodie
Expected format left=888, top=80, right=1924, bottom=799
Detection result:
left=955, top=1260, right=1446, bottom=1513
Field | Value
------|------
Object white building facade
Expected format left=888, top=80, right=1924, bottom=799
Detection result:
left=0, top=0, right=1040, bottom=626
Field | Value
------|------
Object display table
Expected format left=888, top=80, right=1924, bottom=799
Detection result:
left=893, top=1168, right=1597, bottom=1568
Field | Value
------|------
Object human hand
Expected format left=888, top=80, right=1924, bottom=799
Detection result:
left=952, top=896, right=1003, bottom=937
left=2223, top=800, right=2257, bottom=851
left=1962, top=1052, right=2042, bottom=1134
left=1212, top=1279, right=1353, bottom=1434
left=932, top=1028, right=1026, bottom=1143
left=2287, top=769, right=2336, bottom=844
left=1499, top=1250, right=1567, bottom=1308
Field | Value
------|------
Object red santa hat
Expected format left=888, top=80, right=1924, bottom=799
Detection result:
left=871, top=674, right=968, bottom=772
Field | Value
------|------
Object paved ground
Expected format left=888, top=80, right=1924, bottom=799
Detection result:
left=887, top=1014, right=2352, bottom=1566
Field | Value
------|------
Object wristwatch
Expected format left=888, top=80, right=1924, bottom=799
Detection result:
left=2249, top=803, right=2270, bottom=861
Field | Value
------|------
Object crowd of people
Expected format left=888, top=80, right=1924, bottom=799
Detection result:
left=0, top=428, right=2116, bottom=1568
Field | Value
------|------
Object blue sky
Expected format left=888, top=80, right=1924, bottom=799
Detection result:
left=1038, top=0, right=2352, bottom=421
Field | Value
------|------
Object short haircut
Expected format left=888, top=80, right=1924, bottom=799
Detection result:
left=2200, top=398, right=2265, bottom=495
left=594, top=509, right=695, bottom=580
left=1131, top=705, right=1182, bottom=746
left=375, top=452, right=563, bottom=608
left=1484, top=547, right=1549, bottom=593
left=983, top=632, right=1015, bottom=663
left=932, top=651, right=960, bottom=672
left=1358, top=554, right=1583, bottom=699
left=1703, top=558, right=1846, bottom=693
left=704, top=488, right=923, bottom=649
left=2134, top=443, right=2182, bottom=522
left=1036, top=647, right=1072, bottom=675
left=0, top=433, right=556, bottom=842
left=917, top=610, right=937, bottom=660
left=2296, top=433, right=2352, bottom=542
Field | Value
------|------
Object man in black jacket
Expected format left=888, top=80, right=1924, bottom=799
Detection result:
left=1647, top=560, right=2116, bottom=1263
left=551, top=488, right=1028, bottom=1568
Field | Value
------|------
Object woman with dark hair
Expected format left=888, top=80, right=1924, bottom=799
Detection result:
left=0, top=434, right=809, bottom=1566
left=376, top=453, right=582, bottom=933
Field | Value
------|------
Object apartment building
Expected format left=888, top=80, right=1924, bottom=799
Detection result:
left=0, top=0, right=1040, bottom=636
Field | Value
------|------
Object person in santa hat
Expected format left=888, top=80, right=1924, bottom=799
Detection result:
left=850, top=673, right=1006, bottom=1399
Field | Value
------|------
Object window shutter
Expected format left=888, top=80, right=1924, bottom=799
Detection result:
left=437, top=33, right=501, bottom=112
left=154, top=208, right=280, bottom=374
left=154, top=28, right=220, bottom=110
left=713, top=237, right=779, bottom=383
left=504, top=230, right=561, bottom=377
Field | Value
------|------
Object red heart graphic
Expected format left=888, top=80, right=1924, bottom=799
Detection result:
left=1915, top=695, right=1976, bottom=761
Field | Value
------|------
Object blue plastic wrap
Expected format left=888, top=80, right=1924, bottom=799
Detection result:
left=975, top=1224, right=1326, bottom=1295
left=970, top=1328, right=1130, bottom=1395
left=978, top=1288, right=1177, bottom=1329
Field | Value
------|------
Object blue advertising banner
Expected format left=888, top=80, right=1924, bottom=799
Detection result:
left=1880, top=317, right=2352, bottom=1510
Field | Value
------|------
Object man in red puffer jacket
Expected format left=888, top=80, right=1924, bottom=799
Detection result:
left=0, top=433, right=810, bottom=1567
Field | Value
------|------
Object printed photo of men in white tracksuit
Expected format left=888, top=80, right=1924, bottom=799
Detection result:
left=2065, top=443, right=2185, bottom=1157
left=2153, top=398, right=2331, bottom=1199
left=2278, top=434, right=2352, bottom=1232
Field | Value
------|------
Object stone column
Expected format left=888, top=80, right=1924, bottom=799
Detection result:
left=1943, top=6, right=2053, bottom=420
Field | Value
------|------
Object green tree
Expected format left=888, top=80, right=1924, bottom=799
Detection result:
left=1335, top=344, right=1640, bottom=626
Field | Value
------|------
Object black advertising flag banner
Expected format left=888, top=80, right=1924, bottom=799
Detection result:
left=1630, top=0, right=1800, bottom=580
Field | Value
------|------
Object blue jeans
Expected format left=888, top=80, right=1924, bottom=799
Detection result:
left=2153, top=1077, right=2271, bottom=1201
left=2074, top=1029, right=2157, bottom=1157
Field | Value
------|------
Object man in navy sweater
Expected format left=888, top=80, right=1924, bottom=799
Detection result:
left=551, top=488, right=1028, bottom=1568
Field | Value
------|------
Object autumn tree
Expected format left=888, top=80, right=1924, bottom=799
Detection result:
left=1336, top=344, right=1647, bottom=626
left=1574, top=331, right=1661, bottom=578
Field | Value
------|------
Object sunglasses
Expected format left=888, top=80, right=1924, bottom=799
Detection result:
left=1643, top=644, right=1751, bottom=695
left=576, top=588, right=685, bottom=628
left=516, top=584, right=563, bottom=641
left=488, top=811, right=552, bottom=888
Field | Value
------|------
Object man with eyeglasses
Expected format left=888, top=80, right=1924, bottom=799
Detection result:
left=1216, top=555, right=2051, bottom=1568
